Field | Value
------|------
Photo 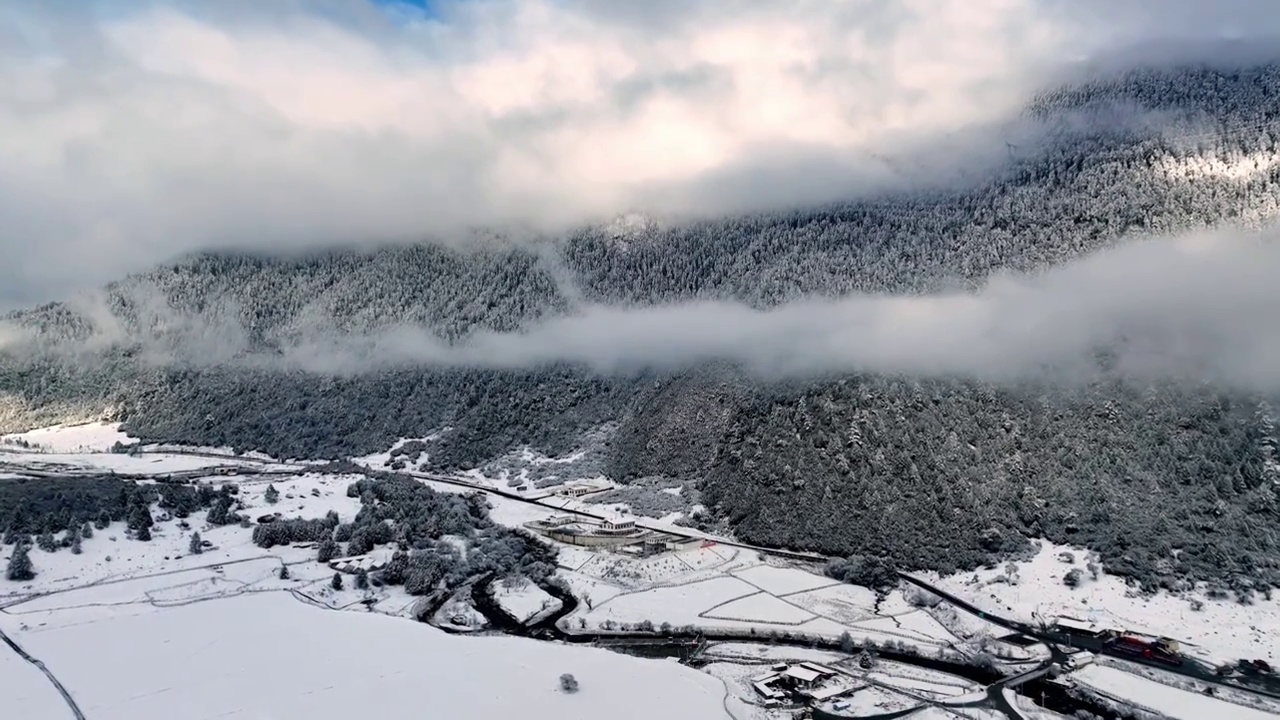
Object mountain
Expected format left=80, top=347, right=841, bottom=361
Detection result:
left=3, top=63, right=1280, bottom=596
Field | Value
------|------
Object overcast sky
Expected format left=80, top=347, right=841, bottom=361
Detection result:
left=1, top=0, right=1279, bottom=307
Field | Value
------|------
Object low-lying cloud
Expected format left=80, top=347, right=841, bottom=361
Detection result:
left=250, top=229, right=1274, bottom=390
left=5, top=228, right=1280, bottom=390
left=3, top=0, right=1280, bottom=307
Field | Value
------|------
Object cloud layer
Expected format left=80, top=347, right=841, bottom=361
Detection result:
left=241, top=229, right=1269, bottom=390
left=4, top=0, right=1280, bottom=307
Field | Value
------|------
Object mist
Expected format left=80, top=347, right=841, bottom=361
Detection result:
left=4, top=0, right=1280, bottom=307
left=5, top=228, right=1267, bottom=391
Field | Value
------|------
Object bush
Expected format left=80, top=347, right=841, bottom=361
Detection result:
left=559, top=674, right=579, bottom=693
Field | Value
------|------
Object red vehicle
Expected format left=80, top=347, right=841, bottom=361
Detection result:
left=1105, top=635, right=1182, bottom=667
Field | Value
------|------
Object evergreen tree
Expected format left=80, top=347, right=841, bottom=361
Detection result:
left=71, top=530, right=83, bottom=555
left=36, top=532, right=57, bottom=552
left=355, top=568, right=369, bottom=589
left=207, top=495, right=232, bottom=525
left=81, top=522, right=94, bottom=539
left=94, top=510, right=111, bottom=530
left=317, top=538, right=339, bottom=563
left=279, top=565, right=290, bottom=580
left=136, top=524, right=151, bottom=542
left=264, top=484, right=279, bottom=505
left=331, top=572, right=344, bottom=591
left=128, top=502, right=153, bottom=531
left=5, top=542, right=35, bottom=581
left=189, top=531, right=203, bottom=555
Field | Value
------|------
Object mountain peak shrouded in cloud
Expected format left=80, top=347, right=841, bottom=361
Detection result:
left=3, top=0, right=1280, bottom=307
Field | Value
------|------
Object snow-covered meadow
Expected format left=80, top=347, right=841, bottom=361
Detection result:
left=6, top=592, right=732, bottom=720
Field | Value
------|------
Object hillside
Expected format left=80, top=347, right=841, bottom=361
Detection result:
left=3, top=64, right=1280, bottom=594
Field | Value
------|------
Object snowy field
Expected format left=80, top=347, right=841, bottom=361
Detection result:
left=1, top=472, right=364, bottom=603
left=10, top=592, right=732, bottom=720
left=925, top=540, right=1280, bottom=665
left=490, top=577, right=563, bottom=624
left=561, top=546, right=963, bottom=651
left=1072, top=664, right=1279, bottom=720
left=0, top=636, right=69, bottom=719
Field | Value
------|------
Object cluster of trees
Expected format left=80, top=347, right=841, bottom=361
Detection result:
left=4, top=64, right=1280, bottom=591
left=260, top=475, right=557, bottom=597
left=1, top=476, right=159, bottom=543
left=251, top=512, right=338, bottom=548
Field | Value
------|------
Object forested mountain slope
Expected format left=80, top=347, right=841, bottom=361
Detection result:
left=3, top=64, right=1280, bottom=594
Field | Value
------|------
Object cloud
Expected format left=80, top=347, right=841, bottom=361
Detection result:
left=2, top=0, right=1279, bottom=308
left=7, top=226, right=1280, bottom=391
left=246, top=228, right=1274, bottom=391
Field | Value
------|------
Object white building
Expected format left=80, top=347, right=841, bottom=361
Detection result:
left=596, top=518, right=637, bottom=535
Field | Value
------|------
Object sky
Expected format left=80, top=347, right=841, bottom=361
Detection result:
left=1, top=0, right=1279, bottom=308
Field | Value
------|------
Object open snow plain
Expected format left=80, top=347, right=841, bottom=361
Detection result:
left=6, top=592, right=730, bottom=720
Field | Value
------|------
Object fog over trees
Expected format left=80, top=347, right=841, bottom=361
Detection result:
left=3, top=64, right=1280, bottom=593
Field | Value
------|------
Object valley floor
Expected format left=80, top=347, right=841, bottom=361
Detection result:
left=2, top=424, right=1279, bottom=720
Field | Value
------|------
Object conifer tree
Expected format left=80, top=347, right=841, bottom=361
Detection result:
left=5, top=542, right=35, bottom=581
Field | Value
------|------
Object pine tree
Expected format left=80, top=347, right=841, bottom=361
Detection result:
left=71, top=530, right=83, bottom=555
left=317, top=538, right=339, bottom=563
left=6, top=542, right=35, bottom=581
left=355, top=568, right=369, bottom=589
left=189, top=532, right=203, bottom=555
left=80, top=522, right=94, bottom=539
left=36, top=532, right=57, bottom=552
left=265, top=484, right=279, bottom=505
left=136, top=524, right=152, bottom=542
left=128, top=502, right=153, bottom=531
left=331, top=572, right=344, bottom=591
left=94, top=510, right=111, bottom=530
left=278, top=565, right=290, bottom=580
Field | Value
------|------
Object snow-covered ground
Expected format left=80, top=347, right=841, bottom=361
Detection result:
left=0, top=422, right=308, bottom=475
left=1072, top=664, right=1279, bottom=720
left=7, top=592, right=732, bottom=720
left=924, top=540, right=1280, bottom=665
left=1, top=421, right=131, bottom=452
left=1, top=472, right=364, bottom=604
left=560, top=545, right=962, bottom=651
left=0, top=634, right=69, bottom=719
left=490, top=577, right=562, bottom=624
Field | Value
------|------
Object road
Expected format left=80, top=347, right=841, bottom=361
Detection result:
left=897, top=572, right=1280, bottom=702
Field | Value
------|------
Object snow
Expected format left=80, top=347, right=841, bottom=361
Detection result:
left=702, top=591, right=818, bottom=625
left=732, top=564, right=839, bottom=596
left=1, top=422, right=132, bottom=452
left=584, top=576, right=759, bottom=628
left=0, top=635, right=69, bottom=720
left=787, top=584, right=881, bottom=624
left=926, top=540, right=1280, bottom=665
left=1072, top=664, right=1279, bottom=720
left=702, top=642, right=848, bottom=665
left=0, top=473, right=365, bottom=605
left=8, top=592, right=732, bottom=720
left=491, top=577, right=562, bottom=624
